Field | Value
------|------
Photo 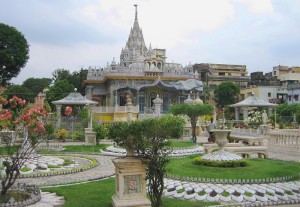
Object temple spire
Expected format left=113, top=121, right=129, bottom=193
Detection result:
left=134, top=4, right=138, bottom=21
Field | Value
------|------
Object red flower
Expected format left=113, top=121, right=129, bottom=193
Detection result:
left=65, top=106, right=72, bottom=116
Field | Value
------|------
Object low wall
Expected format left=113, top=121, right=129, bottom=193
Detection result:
left=268, top=129, right=300, bottom=161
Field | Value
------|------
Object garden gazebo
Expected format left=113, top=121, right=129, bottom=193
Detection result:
left=52, top=89, right=98, bottom=129
left=230, top=94, right=278, bottom=121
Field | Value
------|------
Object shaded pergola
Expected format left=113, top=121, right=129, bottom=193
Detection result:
left=229, top=94, right=278, bottom=121
left=52, top=90, right=98, bottom=129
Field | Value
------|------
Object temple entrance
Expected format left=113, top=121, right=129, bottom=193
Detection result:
left=150, top=92, right=157, bottom=109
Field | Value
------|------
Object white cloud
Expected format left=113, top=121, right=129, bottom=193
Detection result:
left=234, top=0, right=274, bottom=14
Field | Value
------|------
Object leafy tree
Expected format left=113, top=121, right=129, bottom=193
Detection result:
left=276, top=103, right=300, bottom=124
left=169, top=103, right=214, bottom=143
left=46, top=80, right=74, bottom=108
left=52, top=68, right=71, bottom=83
left=52, top=68, right=87, bottom=94
left=0, top=23, right=29, bottom=86
left=2, top=85, right=35, bottom=103
left=22, top=77, right=52, bottom=96
left=215, top=81, right=240, bottom=108
left=93, top=124, right=108, bottom=144
left=138, top=115, right=185, bottom=207
left=108, top=115, right=185, bottom=207
left=200, top=84, right=211, bottom=103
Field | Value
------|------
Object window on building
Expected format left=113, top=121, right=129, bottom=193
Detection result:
left=294, top=95, right=299, bottom=101
left=274, top=71, right=276, bottom=75
left=218, top=72, right=225, bottom=76
left=288, top=96, right=292, bottom=101
left=228, top=73, right=232, bottom=76
left=268, top=92, right=271, bottom=97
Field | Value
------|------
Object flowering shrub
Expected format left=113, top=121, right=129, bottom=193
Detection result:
left=0, top=96, right=50, bottom=138
left=55, top=128, right=68, bottom=141
left=0, top=95, right=53, bottom=197
left=245, top=111, right=263, bottom=128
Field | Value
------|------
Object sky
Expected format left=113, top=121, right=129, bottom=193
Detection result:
left=1, top=0, right=300, bottom=84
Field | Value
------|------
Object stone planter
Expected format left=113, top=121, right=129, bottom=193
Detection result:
left=266, top=194, right=278, bottom=202
left=173, top=190, right=185, bottom=198
left=243, top=193, right=256, bottom=202
left=195, top=192, right=207, bottom=201
left=206, top=194, right=219, bottom=202
left=219, top=194, right=231, bottom=202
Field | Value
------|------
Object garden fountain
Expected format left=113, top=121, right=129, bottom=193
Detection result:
left=201, top=129, right=243, bottom=161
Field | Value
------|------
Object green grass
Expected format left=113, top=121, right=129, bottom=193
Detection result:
left=62, top=144, right=110, bottom=153
left=170, top=140, right=195, bottom=148
left=167, top=155, right=300, bottom=179
left=42, top=178, right=219, bottom=207
left=20, top=167, right=31, bottom=172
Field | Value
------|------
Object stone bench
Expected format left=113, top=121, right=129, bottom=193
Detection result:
left=203, top=142, right=244, bottom=154
left=224, top=146, right=268, bottom=159
left=230, top=134, right=264, bottom=146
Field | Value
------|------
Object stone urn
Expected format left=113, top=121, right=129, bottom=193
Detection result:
left=212, top=129, right=231, bottom=153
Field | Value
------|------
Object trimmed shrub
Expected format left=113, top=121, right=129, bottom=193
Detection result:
left=193, top=156, right=248, bottom=168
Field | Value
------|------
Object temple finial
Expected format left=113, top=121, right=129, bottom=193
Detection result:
left=134, top=4, right=138, bottom=20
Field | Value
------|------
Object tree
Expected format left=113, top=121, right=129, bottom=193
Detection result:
left=169, top=103, right=214, bottom=143
left=52, top=68, right=87, bottom=94
left=200, top=84, right=211, bottom=103
left=2, top=85, right=35, bottom=103
left=22, top=77, right=52, bottom=96
left=0, top=96, right=53, bottom=197
left=215, top=81, right=240, bottom=108
left=0, top=23, right=29, bottom=86
left=52, top=68, right=71, bottom=83
left=46, top=80, right=74, bottom=108
left=138, top=115, right=185, bottom=207
left=108, top=115, right=185, bottom=207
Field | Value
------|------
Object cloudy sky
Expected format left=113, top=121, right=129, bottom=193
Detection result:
left=1, top=0, right=300, bottom=84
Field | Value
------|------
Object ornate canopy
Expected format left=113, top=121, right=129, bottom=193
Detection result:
left=52, top=90, right=98, bottom=106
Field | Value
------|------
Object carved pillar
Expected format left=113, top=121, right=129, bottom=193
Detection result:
left=234, top=107, right=240, bottom=121
left=55, top=105, right=62, bottom=129
left=126, top=95, right=133, bottom=121
left=268, top=107, right=272, bottom=117
left=242, top=107, right=248, bottom=121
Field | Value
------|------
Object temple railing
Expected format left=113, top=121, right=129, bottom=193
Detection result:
left=92, top=105, right=139, bottom=113
left=267, top=129, right=300, bottom=160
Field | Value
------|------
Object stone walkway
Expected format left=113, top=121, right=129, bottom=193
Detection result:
left=16, top=140, right=300, bottom=206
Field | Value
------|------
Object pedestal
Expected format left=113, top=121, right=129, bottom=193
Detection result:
left=84, top=128, right=96, bottom=145
left=112, top=157, right=151, bottom=207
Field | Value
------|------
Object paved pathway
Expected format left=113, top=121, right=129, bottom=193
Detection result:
left=15, top=140, right=300, bottom=206
left=17, top=155, right=116, bottom=186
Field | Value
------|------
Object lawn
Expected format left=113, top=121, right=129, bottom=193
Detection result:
left=62, top=144, right=110, bottom=153
left=42, top=178, right=219, bottom=207
left=169, top=140, right=196, bottom=148
left=167, top=155, right=300, bottom=179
